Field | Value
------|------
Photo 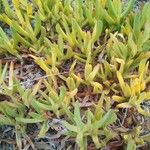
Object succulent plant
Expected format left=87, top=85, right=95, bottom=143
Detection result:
left=0, top=0, right=150, bottom=149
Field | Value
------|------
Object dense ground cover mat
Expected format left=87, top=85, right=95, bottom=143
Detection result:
left=0, top=0, right=150, bottom=149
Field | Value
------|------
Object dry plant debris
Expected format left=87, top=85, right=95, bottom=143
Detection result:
left=0, top=0, right=150, bottom=150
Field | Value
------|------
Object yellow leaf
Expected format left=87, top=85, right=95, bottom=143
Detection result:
left=117, top=71, right=131, bottom=97
left=29, top=55, right=49, bottom=73
left=145, top=92, right=150, bottom=100
left=8, top=61, right=14, bottom=90
left=32, top=79, right=42, bottom=96
left=64, top=88, right=78, bottom=106
left=86, top=64, right=100, bottom=82
left=67, top=88, right=78, bottom=98
left=112, top=95, right=125, bottom=103
left=116, top=102, right=132, bottom=108
left=137, top=106, right=150, bottom=116
left=27, top=4, right=33, bottom=16
left=72, top=73, right=84, bottom=83
left=91, top=81, right=103, bottom=93
left=124, top=84, right=131, bottom=97
left=116, top=71, right=125, bottom=90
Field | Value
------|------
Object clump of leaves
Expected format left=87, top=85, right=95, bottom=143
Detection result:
left=113, top=59, right=150, bottom=116
left=99, top=0, right=137, bottom=30
left=0, top=0, right=46, bottom=53
left=123, top=126, right=150, bottom=150
left=63, top=102, right=117, bottom=150
left=0, top=28, right=18, bottom=55
left=0, top=0, right=150, bottom=149
left=123, top=3, right=150, bottom=51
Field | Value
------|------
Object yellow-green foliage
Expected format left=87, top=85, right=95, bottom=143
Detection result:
left=0, top=0, right=150, bottom=149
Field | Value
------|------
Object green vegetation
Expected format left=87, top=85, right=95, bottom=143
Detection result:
left=0, top=0, right=150, bottom=149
